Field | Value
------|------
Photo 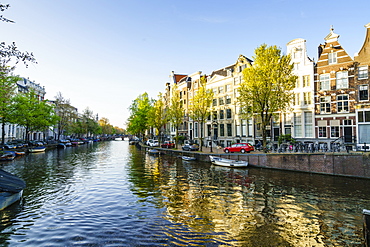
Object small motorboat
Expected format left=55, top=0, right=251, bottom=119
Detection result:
left=209, top=155, right=248, bottom=168
left=0, top=152, right=16, bottom=161
left=182, top=156, right=196, bottom=161
left=28, top=146, right=46, bottom=153
left=0, top=169, right=26, bottom=210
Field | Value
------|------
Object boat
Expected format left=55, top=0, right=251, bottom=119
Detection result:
left=14, top=151, right=26, bottom=156
left=0, top=169, right=26, bottom=210
left=182, top=156, right=196, bottom=161
left=147, top=149, right=162, bottom=155
left=57, top=143, right=66, bottom=149
left=28, top=146, right=46, bottom=153
left=209, top=155, right=248, bottom=168
left=0, top=152, right=16, bottom=161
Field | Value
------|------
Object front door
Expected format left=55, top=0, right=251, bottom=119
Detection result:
left=344, top=127, right=352, bottom=143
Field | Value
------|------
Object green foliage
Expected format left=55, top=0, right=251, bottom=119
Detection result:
left=167, top=84, right=183, bottom=148
left=278, top=134, right=296, bottom=145
left=237, top=44, right=297, bottom=150
left=11, top=91, right=59, bottom=140
left=188, top=76, right=213, bottom=151
left=148, top=92, right=167, bottom=140
left=126, top=92, right=152, bottom=136
left=54, top=92, right=78, bottom=139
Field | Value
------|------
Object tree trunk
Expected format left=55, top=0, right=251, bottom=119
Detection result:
left=1, top=120, right=5, bottom=145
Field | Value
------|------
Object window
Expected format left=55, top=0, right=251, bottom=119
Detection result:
left=328, top=52, right=337, bottom=64
left=294, top=113, right=302, bottom=137
left=212, top=88, right=217, bottom=95
left=220, top=124, right=225, bottom=136
left=219, top=110, right=224, bottom=119
left=236, top=122, right=241, bottom=136
left=218, top=86, right=224, bottom=94
left=359, top=85, right=369, bottom=101
left=358, top=66, right=368, bottom=79
left=212, top=111, right=217, bottom=120
left=304, top=112, right=313, bottom=137
left=226, top=95, right=231, bottom=104
left=358, top=111, right=370, bottom=123
left=304, top=92, right=312, bottom=105
left=337, top=95, right=349, bottom=113
left=320, top=96, right=331, bottom=114
left=336, top=71, right=348, bottom=89
left=242, top=120, right=247, bottom=137
left=219, top=97, right=224, bottom=105
left=320, top=74, right=330, bottom=90
left=194, top=122, right=198, bottom=138
left=227, top=124, right=232, bottom=136
left=303, top=75, right=310, bottom=87
left=295, top=93, right=301, bottom=105
left=319, top=126, right=327, bottom=137
left=226, top=109, right=232, bottom=119
left=212, top=99, right=217, bottom=106
left=225, top=84, right=231, bottom=92
left=331, top=126, right=340, bottom=138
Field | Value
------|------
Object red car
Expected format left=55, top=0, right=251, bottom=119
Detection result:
left=223, top=143, right=254, bottom=153
left=161, top=141, right=175, bottom=148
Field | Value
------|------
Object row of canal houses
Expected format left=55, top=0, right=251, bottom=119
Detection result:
left=162, top=23, right=370, bottom=151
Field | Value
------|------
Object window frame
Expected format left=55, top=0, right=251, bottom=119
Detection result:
left=320, top=96, right=331, bottom=114
left=320, top=74, right=330, bottom=91
left=336, top=94, right=349, bottom=113
left=328, top=52, right=337, bottom=64
left=336, top=71, right=348, bottom=89
left=358, top=66, right=368, bottom=80
left=359, top=84, right=369, bottom=101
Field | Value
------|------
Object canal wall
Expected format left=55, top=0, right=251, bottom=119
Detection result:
left=146, top=144, right=370, bottom=179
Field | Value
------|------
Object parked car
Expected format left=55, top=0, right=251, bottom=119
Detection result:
left=161, top=141, right=175, bottom=148
left=223, top=143, right=254, bottom=153
left=182, top=143, right=199, bottom=151
left=146, top=139, right=154, bottom=146
left=150, top=140, right=159, bottom=147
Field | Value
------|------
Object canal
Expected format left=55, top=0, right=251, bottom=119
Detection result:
left=0, top=140, right=368, bottom=246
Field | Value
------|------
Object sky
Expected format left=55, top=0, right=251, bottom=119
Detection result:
left=2, top=0, right=370, bottom=128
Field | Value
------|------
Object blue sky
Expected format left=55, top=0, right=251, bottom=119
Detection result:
left=2, top=0, right=370, bottom=128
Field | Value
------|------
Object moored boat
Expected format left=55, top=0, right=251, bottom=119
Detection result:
left=182, top=156, right=196, bottom=161
left=147, top=149, right=162, bottom=155
left=0, top=152, right=16, bottom=161
left=28, top=146, right=46, bottom=153
left=209, top=155, right=248, bottom=168
left=0, top=169, right=26, bottom=210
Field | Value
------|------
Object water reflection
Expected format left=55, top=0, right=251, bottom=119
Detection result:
left=0, top=141, right=367, bottom=246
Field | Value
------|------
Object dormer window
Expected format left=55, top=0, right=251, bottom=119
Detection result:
left=328, top=52, right=337, bottom=64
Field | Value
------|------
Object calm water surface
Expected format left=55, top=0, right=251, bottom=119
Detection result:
left=0, top=141, right=369, bottom=246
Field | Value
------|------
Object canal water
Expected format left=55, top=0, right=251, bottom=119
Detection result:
left=0, top=141, right=368, bottom=246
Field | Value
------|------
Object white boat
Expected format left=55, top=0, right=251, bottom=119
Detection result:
left=209, top=155, right=248, bottom=168
left=182, top=156, right=196, bottom=161
left=28, top=146, right=46, bottom=153
left=0, top=169, right=26, bottom=210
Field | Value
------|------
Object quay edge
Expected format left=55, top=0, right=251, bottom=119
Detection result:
left=140, top=143, right=370, bottom=179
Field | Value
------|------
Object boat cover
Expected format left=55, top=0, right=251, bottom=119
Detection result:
left=0, top=169, right=26, bottom=193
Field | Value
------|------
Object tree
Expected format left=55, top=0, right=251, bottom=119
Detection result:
left=126, top=92, right=152, bottom=139
left=11, top=91, right=59, bottom=141
left=237, top=44, right=297, bottom=151
left=99, top=117, right=114, bottom=135
left=53, top=92, right=78, bottom=140
left=0, top=66, right=18, bottom=144
left=0, top=4, right=14, bottom=23
left=188, top=76, right=213, bottom=151
left=148, top=92, right=167, bottom=143
left=167, top=84, right=184, bottom=149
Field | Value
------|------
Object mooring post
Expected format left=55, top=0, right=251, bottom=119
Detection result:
left=364, top=209, right=370, bottom=246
